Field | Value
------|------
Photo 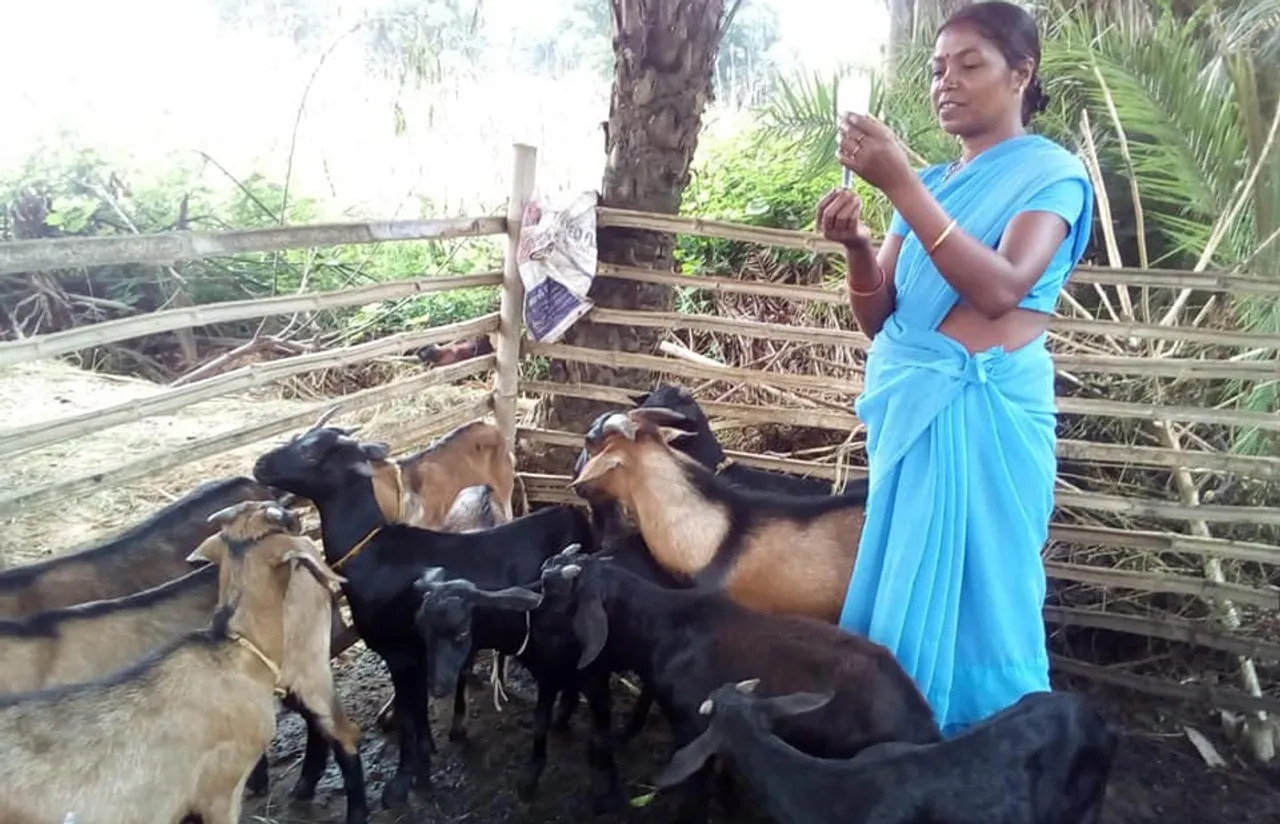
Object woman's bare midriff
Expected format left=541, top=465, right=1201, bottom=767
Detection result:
left=937, top=302, right=1050, bottom=354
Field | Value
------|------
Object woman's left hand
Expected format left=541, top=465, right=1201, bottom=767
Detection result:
left=837, top=114, right=915, bottom=196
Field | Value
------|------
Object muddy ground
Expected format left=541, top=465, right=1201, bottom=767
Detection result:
left=243, top=645, right=1280, bottom=824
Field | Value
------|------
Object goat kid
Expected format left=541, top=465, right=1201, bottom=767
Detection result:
left=530, top=548, right=939, bottom=823
left=0, top=500, right=349, bottom=824
left=413, top=552, right=622, bottom=808
left=0, top=475, right=278, bottom=619
left=572, top=407, right=866, bottom=623
left=251, top=426, right=595, bottom=809
left=654, top=680, right=1118, bottom=824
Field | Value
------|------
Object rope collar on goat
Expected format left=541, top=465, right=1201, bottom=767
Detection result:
left=715, top=456, right=735, bottom=473
left=230, top=632, right=287, bottom=698
left=332, top=459, right=405, bottom=572
left=490, top=611, right=532, bottom=712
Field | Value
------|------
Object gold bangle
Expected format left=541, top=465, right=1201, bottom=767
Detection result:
left=847, top=267, right=885, bottom=297
left=929, top=218, right=958, bottom=254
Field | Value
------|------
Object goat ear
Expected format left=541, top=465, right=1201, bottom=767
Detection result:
left=651, top=729, right=721, bottom=790
left=478, top=586, right=543, bottom=612
left=283, top=548, right=347, bottom=592
left=570, top=452, right=624, bottom=490
left=573, top=594, right=609, bottom=669
left=187, top=535, right=225, bottom=565
left=350, top=461, right=375, bottom=478
left=628, top=391, right=651, bottom=406
left=763, top=690, right=836, bottom=720
left=415, top=567, right=447, bottom=592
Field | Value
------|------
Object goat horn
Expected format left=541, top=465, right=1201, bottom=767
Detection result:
left=735, top=678, right=761, bottom=694
left=601, top=413, right=635, bottom=440
left=559, top=543, right=582, bottom=557
left=420, top=567, right=446, bottom=585
left=310, top=405, right=340, bottom=431
left=559, top=564, right=582, bottom=580
left=698, top=698, right=714, bottom=716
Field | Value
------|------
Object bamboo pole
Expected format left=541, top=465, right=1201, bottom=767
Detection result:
left=0, top=217, right=507, bottom=277
left=0, top=273, right=503, bottom=367
left=594, top=207, right=1280, bottom=295
left=0, top=313, right=499, bottom=458
left=0, top=358, right=495, bottom=518
left=1049, top=655, right=1280, bottom=716
left=494, top=144, right=538, bottom=454
left=1042, top=606, right=1280, bottom=661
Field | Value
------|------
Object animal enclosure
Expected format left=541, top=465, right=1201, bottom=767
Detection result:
left=1, top=140, right=1278, bottom=754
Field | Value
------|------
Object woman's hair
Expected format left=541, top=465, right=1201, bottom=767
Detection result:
left=938, top=1, right=1051, bottom=125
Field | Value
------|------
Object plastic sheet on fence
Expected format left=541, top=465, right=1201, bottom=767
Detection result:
left=516, top=190, right=598, bottom=343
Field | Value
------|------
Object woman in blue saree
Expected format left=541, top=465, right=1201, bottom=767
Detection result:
left=818, top=1, right=1095, bottom=737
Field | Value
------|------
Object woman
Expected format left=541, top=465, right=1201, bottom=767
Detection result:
left=820, top=1, right=1095, bottom=737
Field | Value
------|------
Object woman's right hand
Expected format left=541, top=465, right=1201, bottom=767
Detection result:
left=815, top=188, right=871, bottom=250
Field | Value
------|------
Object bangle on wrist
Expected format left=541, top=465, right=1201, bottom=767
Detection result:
left=847, top=267, right=885, bottom=297
left=929, top=218, right=958, bottom=254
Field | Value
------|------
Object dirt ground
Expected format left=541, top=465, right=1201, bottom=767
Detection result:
left=243, top=646, right=1280, bottom=824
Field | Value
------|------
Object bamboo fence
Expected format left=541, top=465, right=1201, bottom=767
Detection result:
left=515, top=205, right=1280, bottom=722
left=1, top=144, right=1278, bottom=724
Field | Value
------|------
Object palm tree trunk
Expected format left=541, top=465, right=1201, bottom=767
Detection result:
left=544, top=0, right=730, bottom=467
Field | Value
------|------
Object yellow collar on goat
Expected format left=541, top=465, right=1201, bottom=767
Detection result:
left=332, top=526, right=382, bottom=572
left=229, top=631, right=287, bottom=698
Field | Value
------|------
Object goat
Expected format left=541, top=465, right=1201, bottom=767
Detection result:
left=0, top=475, right=278, bottom=619
left=531, top=548, right=940, bottom=823
left=0, top=499, right=353, bottom=824
left=654, top=680, right=1118, bottom=824
left=628, top=384, right=842, bottom=496
left=572, top=407, right=867, bottom=623
left=413, top=547, right=628, bottom=808
left=251, top=425, right=596, bottom=809
left=416, top=334, right=494, bottom=367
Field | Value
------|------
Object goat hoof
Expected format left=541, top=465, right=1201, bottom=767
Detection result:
left=380, top=775, right=412, bottom=809
left=289, top=779, right=319, bottom=802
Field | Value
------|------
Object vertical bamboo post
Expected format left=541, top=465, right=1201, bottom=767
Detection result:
left=494, top=143, right=538, bottom=454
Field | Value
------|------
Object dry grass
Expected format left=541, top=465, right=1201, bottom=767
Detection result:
left=0, top=359, right=488, bottom=566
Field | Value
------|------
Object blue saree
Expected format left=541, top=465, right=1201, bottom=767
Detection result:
left=837, top=134, right=1094, bottom=737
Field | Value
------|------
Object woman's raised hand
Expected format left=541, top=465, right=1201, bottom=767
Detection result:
left=816, top=188, right=871, bottom=249
left=837, top=113, right=914, bottom=196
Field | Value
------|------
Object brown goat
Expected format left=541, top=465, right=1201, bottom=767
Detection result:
left=0, top=499, right=347, bottom=824
left=571, top=408, right=866, bottom=623
left=0, top=475, right=278, bottom=619
left=369, top=419, right=516, bottom=528
left=0, top=565, right=217, bottom=695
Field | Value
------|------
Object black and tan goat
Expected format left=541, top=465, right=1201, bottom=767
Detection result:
left=628, top=384, right=844, bottom=496
left=571, top=407, right=866, bottom=623
left=0, top=500, right=357, bottom=824
left=529, top=548, right=940, bottom=822
left=251, top=425, right=596, bottom=809
left=0, top=474, right=278, bottom=619
left=654, top=680, right=1117, bottom=824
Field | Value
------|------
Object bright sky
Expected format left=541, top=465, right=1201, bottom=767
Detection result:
left=0, top=0, right=887, bottom=213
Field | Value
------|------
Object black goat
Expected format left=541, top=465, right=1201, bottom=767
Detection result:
left=528, top=547, right=940, bottom=824
left=627, top=384, right=848, bottom=497
left=655, top=680, right=1117, bottom=824
left=251, top=425, right=596, bottom=809
left=413, top=552, right=622, bottom=810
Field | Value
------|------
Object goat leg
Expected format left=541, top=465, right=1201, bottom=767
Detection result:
left=516, top=684, right=559, bottom=802
left=552, top=685, right=580, bottom=733
left=286, top=701, right=332, bottom=801
left=582, top=670, right=627, bottom=815
left=618, top=685, right=656, bottom=743
left=380, top=662, right=428, bottom=808
left=245, top=754, right=270, bottom=796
